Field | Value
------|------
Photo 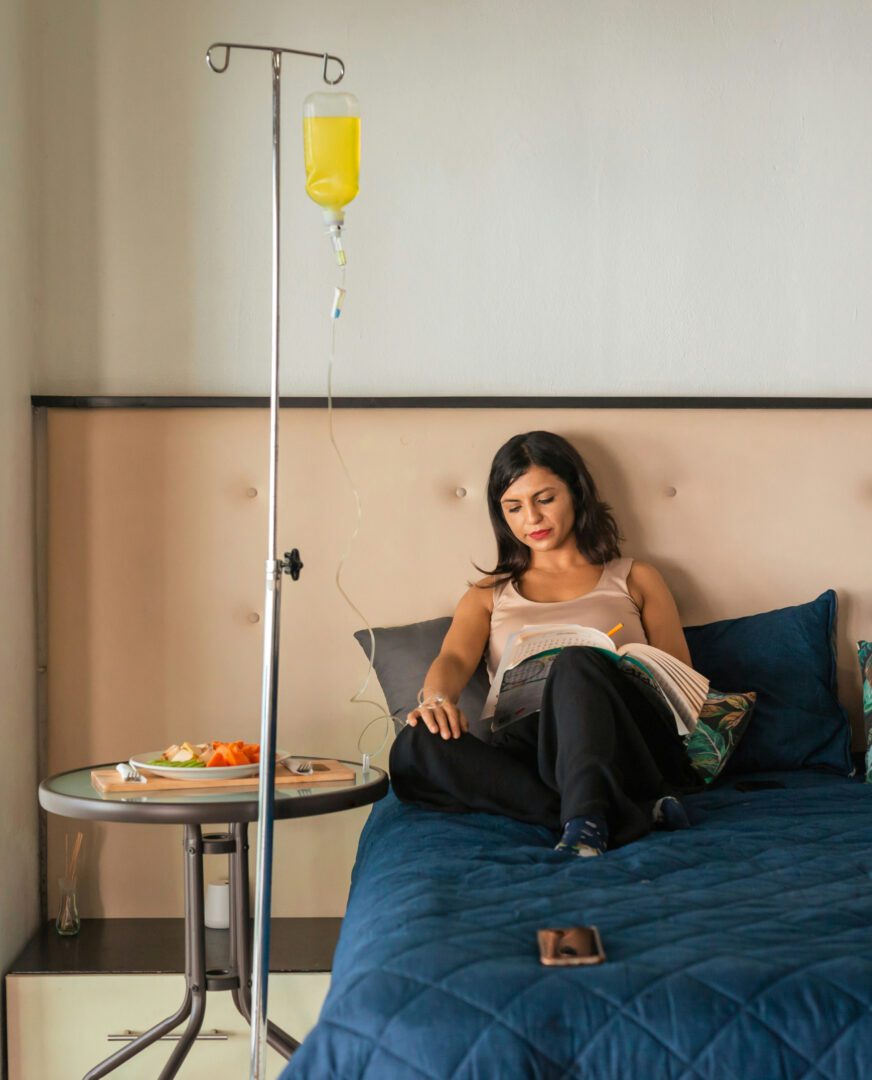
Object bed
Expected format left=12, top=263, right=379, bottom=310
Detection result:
left=283, top=768, right=871, bottom=1079
left=282, top=581, right=871, bottom=1079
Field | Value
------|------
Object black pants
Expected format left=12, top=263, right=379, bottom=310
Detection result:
left=389, top=646, right=704, bottom=849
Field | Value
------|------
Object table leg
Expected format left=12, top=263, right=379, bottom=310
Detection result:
left=82, top=825, right=207, bottom=1079
left=157, top=824, right=208, bottom=1078
left=82, top=994, right=193, bottom=1079
left=229, top=821, right=300, bottom=1057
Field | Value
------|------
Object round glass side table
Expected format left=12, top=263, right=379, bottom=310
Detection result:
left=39, top=758, right=388, bottom=1079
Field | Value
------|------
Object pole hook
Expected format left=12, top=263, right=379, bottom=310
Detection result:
left=205, top=43, right=230, bottom=74
left=323, top=52, right=345, bottom=85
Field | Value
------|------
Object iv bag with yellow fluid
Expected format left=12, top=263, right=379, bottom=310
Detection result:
left=303, top=92, right=360, bottom=266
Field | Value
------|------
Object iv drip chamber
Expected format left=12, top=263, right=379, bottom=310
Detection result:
left=303, top=92, right=360, bottom=264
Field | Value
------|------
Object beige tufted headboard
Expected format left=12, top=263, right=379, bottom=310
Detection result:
left=39, top=402, right=871, bottom=919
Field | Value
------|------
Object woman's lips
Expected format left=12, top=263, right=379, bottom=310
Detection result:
left=529, top=529, right=552, bottom=539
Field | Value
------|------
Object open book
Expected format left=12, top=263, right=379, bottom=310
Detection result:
left=481, top=624, right=709, bottom=737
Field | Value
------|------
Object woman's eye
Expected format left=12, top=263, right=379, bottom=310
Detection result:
left=507, top=497, right=554, bottom=514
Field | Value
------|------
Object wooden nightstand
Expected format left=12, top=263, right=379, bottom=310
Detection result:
left=6, top=918, right=339, bottom=1079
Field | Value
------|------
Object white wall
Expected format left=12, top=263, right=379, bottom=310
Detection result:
left=0, top=0, right=39, bottom=1067
left=33, top=0, right=872, bottom=397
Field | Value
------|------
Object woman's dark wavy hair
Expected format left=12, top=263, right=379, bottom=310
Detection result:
left=472, top=431, right=622, bottom=588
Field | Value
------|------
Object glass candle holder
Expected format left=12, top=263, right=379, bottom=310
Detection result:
left=55, top=876, right=80, bottom=936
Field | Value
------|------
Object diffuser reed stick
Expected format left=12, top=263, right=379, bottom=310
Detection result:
left=64, top=830, right=83, bottom=882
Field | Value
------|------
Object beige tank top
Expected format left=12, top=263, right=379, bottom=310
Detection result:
left=486, top=556, right=648, bottom=682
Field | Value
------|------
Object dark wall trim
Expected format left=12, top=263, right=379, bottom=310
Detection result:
left=30, top=395, right=872, bottom=409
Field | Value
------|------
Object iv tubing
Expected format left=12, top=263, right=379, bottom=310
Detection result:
left=325, top=267, right=405, bottom=765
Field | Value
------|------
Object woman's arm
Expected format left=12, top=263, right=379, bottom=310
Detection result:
left=628, top=561, right=693, bottom=667
left=406, top=581, right=493, bottom=739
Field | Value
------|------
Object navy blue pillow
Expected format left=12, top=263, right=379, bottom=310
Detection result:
left=684, top=590, right=852, bottom=776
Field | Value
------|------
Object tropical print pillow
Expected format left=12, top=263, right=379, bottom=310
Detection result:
left=685, top=690, right=757, bottom=783
left=858, top=641, right=872, bottom=783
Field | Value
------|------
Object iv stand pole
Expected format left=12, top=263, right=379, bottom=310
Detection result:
left=205, top=41, right=346, bottom=1080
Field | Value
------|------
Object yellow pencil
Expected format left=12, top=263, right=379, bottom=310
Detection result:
left=606, top=622, right=623, bottom=638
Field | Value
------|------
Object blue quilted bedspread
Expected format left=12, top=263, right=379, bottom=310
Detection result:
left=283, top=772, right=872, bottom=1079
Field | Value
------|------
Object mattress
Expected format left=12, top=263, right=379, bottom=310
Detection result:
left=282, top=771, right=872, bottom=1079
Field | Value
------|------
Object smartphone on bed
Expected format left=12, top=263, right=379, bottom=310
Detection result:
left=538, top=926, right=606, bottom=966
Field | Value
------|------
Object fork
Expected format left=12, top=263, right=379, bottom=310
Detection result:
left=116, top=762, right=147, bottom=783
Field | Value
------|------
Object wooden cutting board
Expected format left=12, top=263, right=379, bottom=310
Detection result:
left=91, top=759, right=354, bottom=795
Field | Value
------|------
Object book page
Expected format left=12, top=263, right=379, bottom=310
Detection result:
left=489, top=651, right=563, bottom=732
left=506, top=625, right=616, bottom=670
left=614, top=656, right=688, bottom=734
left=481, top=623, right=616, bottom=722
left=618, top=644, right=709, bottom=731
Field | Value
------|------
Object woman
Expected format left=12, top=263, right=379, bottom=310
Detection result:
left=389, top=430, right=703, bottom=856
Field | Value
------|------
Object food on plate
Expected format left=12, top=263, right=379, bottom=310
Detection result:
left=148, top=741, right=261, bottom=769
left=207, top=741, right=261, bottom=768
left=147, top=742, right=208, bottom=768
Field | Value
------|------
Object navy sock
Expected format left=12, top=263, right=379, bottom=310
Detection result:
left=652, top=796, right=690, bottom=830
left=555, top=813, right=609, bottom=856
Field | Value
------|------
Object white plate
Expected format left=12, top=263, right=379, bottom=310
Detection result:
left=129, top=750, right=292, bottom=781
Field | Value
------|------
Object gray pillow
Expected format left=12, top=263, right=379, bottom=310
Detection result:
left=353, top=617, right=492, bottom=740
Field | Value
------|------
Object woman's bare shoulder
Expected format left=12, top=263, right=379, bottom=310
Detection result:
left=627, top=560, right=671, bottom=607
left=463, top=574, right=507, bottom=615
left=628, top=559, right=668, bottom=581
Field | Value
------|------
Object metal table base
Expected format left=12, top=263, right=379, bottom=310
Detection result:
left=83, top=823, right=297, bottom=1079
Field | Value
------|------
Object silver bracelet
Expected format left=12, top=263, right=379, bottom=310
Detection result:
left=417, top=688, right=446, bottom=709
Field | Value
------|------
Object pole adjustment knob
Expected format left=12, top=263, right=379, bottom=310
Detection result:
left=282, top=549, right=304, bottom=580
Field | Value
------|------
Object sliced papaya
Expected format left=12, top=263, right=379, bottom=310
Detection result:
left=225, top=744, right=249, bottom=766
left=204, top=740, right=262, bottom=767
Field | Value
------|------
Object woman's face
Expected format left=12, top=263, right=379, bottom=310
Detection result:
left=499, top=465, right=577, bottom=553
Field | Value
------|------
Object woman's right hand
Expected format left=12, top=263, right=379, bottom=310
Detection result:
left=407, top=584, right=491, bottom=741
left=406, top=697, right=469, bottom=740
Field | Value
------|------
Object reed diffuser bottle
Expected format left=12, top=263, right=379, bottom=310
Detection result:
left=56, top=831, right=83, bottom=936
